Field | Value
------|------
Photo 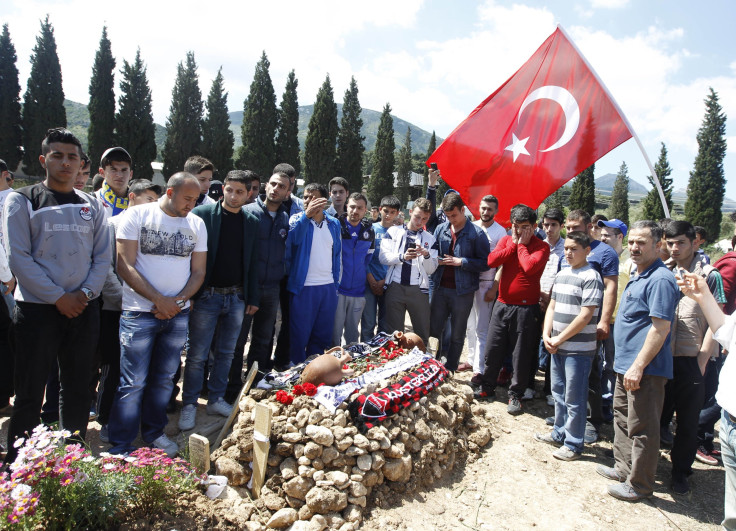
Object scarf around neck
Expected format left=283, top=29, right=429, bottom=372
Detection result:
left=100, top=181, right=129, bottom=216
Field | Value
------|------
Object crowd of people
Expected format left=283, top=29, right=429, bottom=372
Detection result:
left=0, top=127, right=734, bottom=527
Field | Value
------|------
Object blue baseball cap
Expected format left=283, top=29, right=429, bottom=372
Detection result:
left=597, top=218, right=627, bottom=237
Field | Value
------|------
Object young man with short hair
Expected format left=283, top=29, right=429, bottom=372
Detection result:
left=693, top=226, right=711, bottom=264
left=247, top=173, right=261, bottom=205
left=537, top=231, right=603, bottom=461
left=333, top=192, right=375, bottom=346
left=97, top=179, right=162, bottom=442
left=475, top=204, right=550, bottom=415
left=107, top=172, right=207, bottom=457
left=183, top=155, right=216, bottom=206
left=380, top=198, right=439, bottom=344
left=429, top=193, right=490, bottom=371
left=3, top=128, right=110, bottom=464
left=370, top=206, right=381, bottom=223
left=179, top=171, right=260, bottom=431
left=464, top=195, right=507, bottom=379
left=662, top=220, right=725, bottom=494
left=598, top=221, right=679, bottom=502
left=96, top=146, right=133, bottom=218
left=74, top=154, right=91, bottom=191
left=361, top=196, right=400, bottom=342
left=271, top=163, right=303, bottom=371
left=326, top=176, right=349, bottom=219
left=286, top=183, right=341, bottom=363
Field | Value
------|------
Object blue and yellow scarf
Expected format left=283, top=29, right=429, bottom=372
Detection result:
left=99, top=181, right=129, bottom=216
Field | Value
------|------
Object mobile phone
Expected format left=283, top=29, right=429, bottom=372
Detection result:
left=430, top=162, right=438, bottom=170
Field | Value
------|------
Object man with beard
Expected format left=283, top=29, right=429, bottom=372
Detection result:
left=462, top=195, right=507, bottom=383
left=178, top=171, right=260, bottom=431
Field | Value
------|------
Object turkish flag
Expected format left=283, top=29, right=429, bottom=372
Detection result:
left=428, top=26, right=633, bottom=226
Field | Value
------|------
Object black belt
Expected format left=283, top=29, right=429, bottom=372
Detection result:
left=209, top=286, right=242, bottom=295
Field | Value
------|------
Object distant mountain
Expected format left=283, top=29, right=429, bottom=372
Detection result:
left=228, top=104, right=438, bottom=154
left=594, top=173, right=650, bottom=196
left=63, top=99, right=436, bottom=161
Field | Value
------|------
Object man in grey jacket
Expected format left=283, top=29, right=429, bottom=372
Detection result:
left=3, top=128, right=110, bottom=464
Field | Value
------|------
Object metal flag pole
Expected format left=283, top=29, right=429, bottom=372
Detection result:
left=557, top=24, right=671, bottom=218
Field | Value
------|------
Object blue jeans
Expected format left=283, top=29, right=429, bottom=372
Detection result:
left=429, top=286, right=474, bottom=371
left=551, top=353, right=593, bottom=453
left=360, top=284, right=387, bottom=342
left=721, top=410, right=736, bottom=529
left=108, top=310, right=189, bottom=454
left=183, top=291, right=244, bottom=406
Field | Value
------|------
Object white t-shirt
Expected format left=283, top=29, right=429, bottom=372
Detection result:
left=304, top=219, right=334, bottom=286
left=475, top=220, right=507, bottom=281
left=117, top=200, right=207, bottom=311
left=0, top=188, right=13, bottom=248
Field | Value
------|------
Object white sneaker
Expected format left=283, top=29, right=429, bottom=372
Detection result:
left=152, top=434, right=178, bottom=457
left=178, top=404, right=197, bottom=431
left=521, top=388, right=535, bottom=401
left=206, top=398, right=232, bottom=418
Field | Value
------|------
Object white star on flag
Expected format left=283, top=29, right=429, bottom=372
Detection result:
left=504, top=133, right=530, bottom=162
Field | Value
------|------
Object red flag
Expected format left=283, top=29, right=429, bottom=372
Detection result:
left=428, top=26, right=633, bottom=226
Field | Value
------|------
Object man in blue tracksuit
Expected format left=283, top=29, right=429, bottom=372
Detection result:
left=333, top=193, right=375, bottom=346
left=286, top=183, right=341, bottom=364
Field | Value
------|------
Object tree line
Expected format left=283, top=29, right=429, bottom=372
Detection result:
left=0, top=17, right=437, bottom=205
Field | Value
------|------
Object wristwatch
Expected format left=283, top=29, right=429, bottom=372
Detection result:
left=81, top=287, right=94, bottom=300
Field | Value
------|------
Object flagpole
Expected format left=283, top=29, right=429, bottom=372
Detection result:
left=557, top=25, right=671, bottom=219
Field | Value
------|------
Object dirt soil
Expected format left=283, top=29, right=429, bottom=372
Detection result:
left=0, top=358, right=726, bottom=530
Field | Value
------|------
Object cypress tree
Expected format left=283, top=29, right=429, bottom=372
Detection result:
left=640, top=143, right=673, bottom=221
left=336, top=76, right=364, bottom=193
left=396, top=127, right=412, bottom=206
left=568, top=164, right=595, bottom=215
left=546, top=188, right=565, bottom=212
left=423, top=131, right=436, bottom=196
left=162, top=51, right=203, bottom=179
left=0, top=24, right=22, bottom=170
left=22, top=16, right=66, bottom=177
left=115, top=49, right=156, bottom=180
left=87, top=26, right=116, bottom=171
left=609, top=161, right=630, bottom=227
left=201, top=67, right=234, bottom=176
left=237, top=51, right=277, bottom=178
left=684, top=88, right=727, bottom=242
left=367, top=103, right=395, bottom=205
left=275, top=69, right=300, bottom=174
left=304, top=74, right=338, bottom=184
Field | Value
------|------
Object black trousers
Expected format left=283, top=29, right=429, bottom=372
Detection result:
left=0, top=296, right=13, bottom=403
left=481, top=302, right=541, bottom=398
left=272, top=276, right=291, bottom=369
left=5, top=300, right=100, bottom=464
left=96, top=309, right=122, bottom=425
left=661, top=356, right=705, bottom=479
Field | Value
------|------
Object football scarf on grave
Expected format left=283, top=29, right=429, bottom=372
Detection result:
left=349, top=358, right=449, bottom=432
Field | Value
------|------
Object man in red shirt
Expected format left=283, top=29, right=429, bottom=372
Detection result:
left=474, top=204, right=550, bottom=415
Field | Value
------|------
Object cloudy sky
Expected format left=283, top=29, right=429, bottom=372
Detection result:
left=3, top=0, right=735, bottom=198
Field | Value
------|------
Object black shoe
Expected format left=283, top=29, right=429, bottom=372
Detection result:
left=473, top=389, right=495, bottom=402
left=507, top=396, right=522, bottom=415
left=672, top=475, right=690, bottom=495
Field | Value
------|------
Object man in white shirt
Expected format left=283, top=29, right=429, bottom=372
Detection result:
left=107, top=172, right=207, bottom=457
left=463, top=195, right=507, bottom=382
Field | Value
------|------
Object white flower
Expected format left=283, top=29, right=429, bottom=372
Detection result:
left=13, top=437, right=25, bottom=449
left=103, top=463, right=117, bottom=470
left=10, top=484, right=31, bottom=500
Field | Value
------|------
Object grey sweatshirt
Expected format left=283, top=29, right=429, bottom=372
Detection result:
left=3, top=183, right=110, bottom=304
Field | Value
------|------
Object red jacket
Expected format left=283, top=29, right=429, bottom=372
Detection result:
left=714, top=251, right=736, bottom=314
left=489, top=235, right=550, bottom=305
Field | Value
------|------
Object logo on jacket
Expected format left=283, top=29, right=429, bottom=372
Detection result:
left=279, top=228, right=287, bottom=239
left=79, top=207, right=92, bottom=221
left=363, top=231, right=370, bottom=239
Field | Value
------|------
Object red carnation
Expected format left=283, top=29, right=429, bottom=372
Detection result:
left=292, top=384, right=305, bottom=396
left=303, top=383, right=318, bottom=396
left=275, top=390, right=293, bottom=405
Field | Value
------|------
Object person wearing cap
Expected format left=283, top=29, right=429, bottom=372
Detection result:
left=96, top=146, right=133, bottom=218
left=598, top=217, right=630, bottom=422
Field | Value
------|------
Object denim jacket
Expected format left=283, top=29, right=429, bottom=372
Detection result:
left=430, top=220, right=490, bottom=296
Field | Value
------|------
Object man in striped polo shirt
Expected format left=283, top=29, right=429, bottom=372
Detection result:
left=537, top=231, right=603, bottom=461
